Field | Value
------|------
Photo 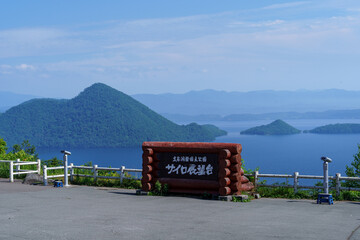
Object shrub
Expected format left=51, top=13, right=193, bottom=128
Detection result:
left=149, top=181, right=169, bottom=196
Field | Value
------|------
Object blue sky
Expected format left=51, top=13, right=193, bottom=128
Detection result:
left=1, top=0, right=360, bottom=98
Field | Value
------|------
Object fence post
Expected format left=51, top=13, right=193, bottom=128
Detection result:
left=336, top=173, right=341, bottom=197
left=9, top=161, right=14, bottom=182
left=294, top=172, right=299, bottom=194
left=43, top=165, right=48, bottom=186
left=254, top=171, right=258, bottom=188
left=93, top=165, right=98, bottom=182
left=120, top=166, right=125, bottom=184
left=16, top=158, right=20, bottom=172
left=37, top=159, right=41, bottom=175
left=70, top=163, right=74, bottom=182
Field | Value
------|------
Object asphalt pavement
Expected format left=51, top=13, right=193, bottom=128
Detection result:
left=0, top=180, right=359, bottom=240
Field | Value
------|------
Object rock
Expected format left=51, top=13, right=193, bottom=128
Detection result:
left=218, top=196, right=232, bottom=201
left=136, top=190, right=149, bottom=195
left=235, top=195, right=249, bottom=201
left=252, top=193, right=261, bottom=199
left=22, top=173, right=43, bottom=185
left=227, top=195, right=250, bottom=202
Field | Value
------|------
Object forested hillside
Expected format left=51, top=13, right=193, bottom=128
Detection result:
left=0, top=83, right=226, bottom=147
left=306, top=124, right=360, bottom=134
left=241, top=119, right=301, bottom=135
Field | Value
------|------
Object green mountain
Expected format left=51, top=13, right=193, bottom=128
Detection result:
left=241, top=119, right=301, bottom=135
left=305, top=123, right=360, bottom=134
left=0, top=83, right=226, bottom=148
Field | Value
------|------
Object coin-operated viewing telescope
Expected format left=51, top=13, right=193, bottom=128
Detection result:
left=321, top=156, right=332, bottom=194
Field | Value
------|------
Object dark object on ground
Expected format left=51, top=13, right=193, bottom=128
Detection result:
left=54, top=180, right=63, bottom=187
left=22, top=173, right=43, bottom=185
left=317, top=193, right=334, bottom=205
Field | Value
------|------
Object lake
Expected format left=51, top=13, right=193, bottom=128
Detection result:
left=37, top=119, right=360, bottom=180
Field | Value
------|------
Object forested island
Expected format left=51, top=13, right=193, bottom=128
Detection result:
left=305, top=123, right=360, bottom=134
left=0, top=83, right=226, bottom=147
left=240, top=119, right=301, bottom=135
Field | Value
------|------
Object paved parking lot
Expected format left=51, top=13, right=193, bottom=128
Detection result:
left=0, top=180, right=359, bottom=240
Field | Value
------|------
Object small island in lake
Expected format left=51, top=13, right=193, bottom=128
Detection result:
left=241, top=119, right=301, bottom=135
left=304, top=123, right=360, bottom=134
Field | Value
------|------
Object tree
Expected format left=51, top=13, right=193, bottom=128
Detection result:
left=12, top=140, right=37, bottom=158
left=345, top=144, right=360, bottom=188
left=0, top=138, right=7, bottom=155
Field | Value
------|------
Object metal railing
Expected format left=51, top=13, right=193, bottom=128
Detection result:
left=0, top=159, right=41, bottom=182
left=43, top=163, right=142, bottom=186
left=247, top=171, right=360, bottom=196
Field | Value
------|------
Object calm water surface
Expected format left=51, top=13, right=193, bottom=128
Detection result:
left=37, top=119, right=360, bottom=178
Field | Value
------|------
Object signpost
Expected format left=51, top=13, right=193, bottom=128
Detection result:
left=61, top=150, right=71, bottom=187
left=141, top=142, right=254, bottom=196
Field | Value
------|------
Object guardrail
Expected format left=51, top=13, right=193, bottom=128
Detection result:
left=246, top=171, right=360, bottom=196
left=6, top=160, right=359, bottom=196
left=0, top=159, right=41, bottom=182
left=43, top=163, right=142, bottom=186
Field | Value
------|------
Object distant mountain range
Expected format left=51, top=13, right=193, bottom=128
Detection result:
left=162, top=109, right=360, bottom=123
left=0, top=83, right=226, bottom=148
left=3, top=88, right=360, bottom=122
left=133, top=89, right=360, bottom=117
left=222, top=109, right=360, bottom=121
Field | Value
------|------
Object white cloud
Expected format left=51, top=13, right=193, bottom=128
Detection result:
left=105, top=41, right=172, bottom=50
left=3, top=1, right=360, bottom=94
left=262, top=1, right=310, bottom=10
left=0, top=27, right=91, bottom=58
left=16, top=64, right=35, bottom=71
left=0, top=64, right=11, bottom=69
left=40, top=74, right=50, bottom=78
left=0, top=28, right=65, bottom=42
left=0, top=64, right=12, bottom=74
left=250, top=20, right=285, bottom=27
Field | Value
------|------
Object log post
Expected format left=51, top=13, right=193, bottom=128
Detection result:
left=93, top=165, right=98, bottom=183
left=120, top=166, right=125, bottom=184
left=16, top=159, right=20, bottom=172
left=294, top=172, right=299, bottom=194
left=254, top=171, right=259, bottom=188
left=37, top=159, right=41, bottom=175
left=336, top=173, right=341, bottom=197
left=9, top=161, right=14, bottom=182
left=43, top=165, right=47, bottom=186
left=70, top=163, right=74, bottom=182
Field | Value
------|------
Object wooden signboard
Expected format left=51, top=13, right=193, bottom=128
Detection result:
left=141, top=142, right=254, bottom=196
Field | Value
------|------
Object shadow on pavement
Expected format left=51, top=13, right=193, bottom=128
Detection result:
left=108, top=191, right=137, bottom=196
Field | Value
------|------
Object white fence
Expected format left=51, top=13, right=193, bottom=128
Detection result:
left=4, top=159, right=360, bottom=196
left=247, top=171, right=360, bottom=196
left=0, top=159, right=41, bottom=182
left=43, top=163, right=142, bottom=186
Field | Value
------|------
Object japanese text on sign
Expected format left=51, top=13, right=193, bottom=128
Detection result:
left=171, top=156, right=207, bottom=163
left=165, top=163, right=213, bottom=176
left=157, top=152, right=218, bottom=180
